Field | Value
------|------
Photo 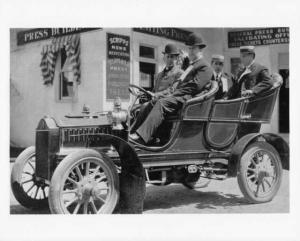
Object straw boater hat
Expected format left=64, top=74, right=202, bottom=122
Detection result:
left=211, top=54, right=225, bottom=62
left=240, top=45, right=255, bottom=54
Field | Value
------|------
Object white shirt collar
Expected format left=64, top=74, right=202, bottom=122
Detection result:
left=214, top=71, right=222, bottom=79
left=245, top=60, right=255, bottom=70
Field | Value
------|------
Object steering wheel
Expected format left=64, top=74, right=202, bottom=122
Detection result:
left=128, top=85, right=155, bottom=131
left=128, top=84, right=154, bottom=98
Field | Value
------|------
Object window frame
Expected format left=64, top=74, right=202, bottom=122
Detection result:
left=139, top=43, right=157, bottom=64
left=55, top=49, right=78, bottom=103
left=138, top=43, right=158, bottom=90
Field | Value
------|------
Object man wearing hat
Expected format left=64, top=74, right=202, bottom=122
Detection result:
left=129, top=33, right=213, bottom=145
left=153, top=44, right=184, bottom=94
left=130, top=44, right=183, bottom=133
left=211, top=54, right=232, bottom=99
left=226, top=46, right=272, bottom=99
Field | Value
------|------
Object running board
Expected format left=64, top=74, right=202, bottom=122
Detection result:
left=142, top=158, right=228, bottom=168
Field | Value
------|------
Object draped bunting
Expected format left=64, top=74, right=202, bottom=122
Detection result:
left=40, top=34, right=80, bottom=85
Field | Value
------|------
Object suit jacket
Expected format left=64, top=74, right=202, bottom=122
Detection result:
left=226, top=62, right=273, bottom=99
left=212, top=72, right=233, bottom=99
left=172, top=57, right=213, bottom=102
left=153, top=66, right=183, bottom=93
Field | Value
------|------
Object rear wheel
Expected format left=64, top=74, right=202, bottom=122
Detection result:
left=237, top=142, right=282, bottom=203
left=49, top=149, right=119, bottom=214
left=10, top=146, right=49, bottom=209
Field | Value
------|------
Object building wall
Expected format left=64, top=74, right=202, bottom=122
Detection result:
left=10, top=28, right=289, bottom=147
left=10, top=29, right=105, bottom=147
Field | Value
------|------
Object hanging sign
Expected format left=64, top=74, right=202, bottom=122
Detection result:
left=17, top=28, right=101, bottom=45
left=228, top=27, right=289, bottom=48
left=106, top=33, right=130, bottom=100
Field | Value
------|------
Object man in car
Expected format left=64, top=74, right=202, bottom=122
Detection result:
left=130, top=44, right=183, bottom=133
left=129, top=33, right=213, bottom=145
left=226, top=46, right=272, bottom=99
left=211, top=54, right=232, bottom=99
left=153, top=44, right=184, bottom=93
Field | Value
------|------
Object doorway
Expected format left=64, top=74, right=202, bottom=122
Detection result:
left=278, top=53, right=289, bottom=133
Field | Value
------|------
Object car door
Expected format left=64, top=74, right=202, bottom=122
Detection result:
left=205, top=98, right=245, bottom=150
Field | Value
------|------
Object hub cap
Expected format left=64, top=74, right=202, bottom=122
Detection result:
left=61, top=159, right=110, bottom=214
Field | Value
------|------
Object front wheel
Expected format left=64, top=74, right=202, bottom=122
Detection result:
left=49, top=149, right=119, bottom=214
left=237, top=142, right=282, bottom=203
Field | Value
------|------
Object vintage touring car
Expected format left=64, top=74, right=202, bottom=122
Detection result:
left=11, top=75, right=289, bottom=214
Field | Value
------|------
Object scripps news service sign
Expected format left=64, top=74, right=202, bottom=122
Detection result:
left=228, top=27, right=289, bottom=48
left=17, top=28, right=100, bottom=45
left=106, top=33, right=130, bottom=100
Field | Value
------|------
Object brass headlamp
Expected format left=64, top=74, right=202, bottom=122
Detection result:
left=107, top=97, right=128, bottom=130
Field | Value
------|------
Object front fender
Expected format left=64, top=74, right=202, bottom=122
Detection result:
left=87, top=134, right=146, bottom=214
left=228, top=133, right=289, bottom=177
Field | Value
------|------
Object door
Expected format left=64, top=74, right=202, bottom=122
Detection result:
left=278, top=52, right=289, bottom=133
left=279, top=69, right=289, bottom=133
left=205, top=99, right=245, bottom=149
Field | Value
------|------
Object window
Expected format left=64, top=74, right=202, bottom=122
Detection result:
left=139, top=45, right=157, bottom=91
left=140, top=45, right=155, bottom=59
left=139, top=62, right=156, bottom=90
left=58, top=48, right=77, bottom=101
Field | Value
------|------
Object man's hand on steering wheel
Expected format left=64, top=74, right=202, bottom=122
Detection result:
left=128, top=84, right=155, bottom=99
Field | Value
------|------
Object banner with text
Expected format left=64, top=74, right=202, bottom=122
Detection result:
left=17, top=28, right=101, bottom=45
left=228, top=27, right=289, bottom=48
left=133, top=28, right=191, bottom=43
left=106, top=33, right=130, bottom=100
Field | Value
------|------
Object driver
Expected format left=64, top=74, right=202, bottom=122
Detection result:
left=129, top=33, right=213, bottom=145
left=130, top=44, right=183, bottom=133
left=153, top=44, right=184, bottom=93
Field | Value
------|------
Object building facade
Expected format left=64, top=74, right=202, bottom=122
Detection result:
left=10, top=27, right=289, bottom=147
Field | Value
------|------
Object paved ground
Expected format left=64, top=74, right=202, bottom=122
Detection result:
left=10, top=164, right=289, bottom=214
left=143, top=170, right=289, bottom=213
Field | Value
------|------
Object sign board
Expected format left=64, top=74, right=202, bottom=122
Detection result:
left=106, top=33, right=130, bottom=100
left=228, top=27, right=289, bottom=48
left=133, top=28, right=191, bottom=43
left=17, top=28, right=101, bottom=45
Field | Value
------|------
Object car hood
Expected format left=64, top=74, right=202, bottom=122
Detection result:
left=55, top=114, right=111, bottom=127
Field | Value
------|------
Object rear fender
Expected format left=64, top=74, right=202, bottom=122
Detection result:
left=87, top=134, right=146, bottom=214
left=228, top=133, right=289, bottom=177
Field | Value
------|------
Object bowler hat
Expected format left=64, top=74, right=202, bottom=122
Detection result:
left=240, top=45, right=255, bottom=54
left=185, top=33, right=206, bottom=48
left=162, top=44, right=180, bottom=55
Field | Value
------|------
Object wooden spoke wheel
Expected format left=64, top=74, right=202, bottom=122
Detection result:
left=11, top=146, right=49, bottom=209
left=237, top=142, right=282, bottom=203
left=49, top=149, right=119, bottom=214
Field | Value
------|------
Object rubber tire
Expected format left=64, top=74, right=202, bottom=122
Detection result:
left=182, top=173, right=211, bottom=189
left=49, top=149, right=119, bottom=214
left=237, top=142, right=282, bottom=203
left=11, top=146, right=49, bottom=210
